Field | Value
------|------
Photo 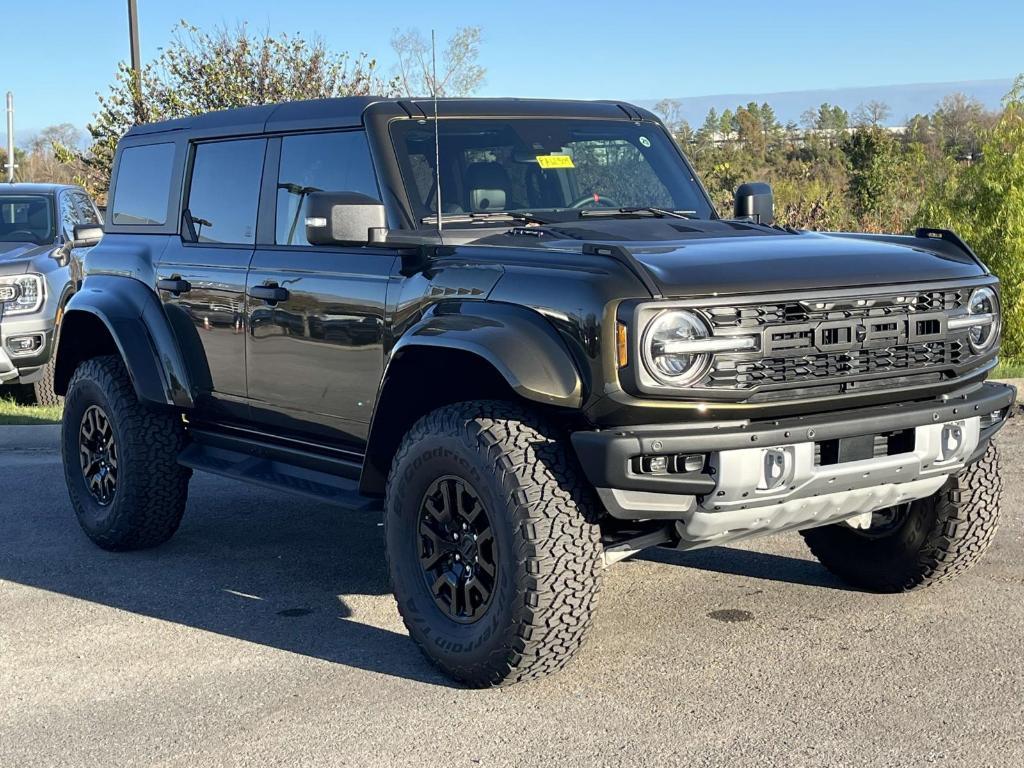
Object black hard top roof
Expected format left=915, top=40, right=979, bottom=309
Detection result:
left=123, top=97, right=656, bottom=139
left=0, top=182, right=82, bottom=194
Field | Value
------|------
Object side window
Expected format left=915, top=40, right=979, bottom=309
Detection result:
left=275, top=131, right=379, bottom=246
left=72, top=192, right=100, bottom=226
left=58, top=192, right=77, bottom=238
left=111, top=143, right=175, bottom=225
left=186, top=139, right=266, bottom=245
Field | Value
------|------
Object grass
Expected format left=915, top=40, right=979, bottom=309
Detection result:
left=993, top=358, right=1024, bottom=380
left=0, top=388, right=63, bottom=426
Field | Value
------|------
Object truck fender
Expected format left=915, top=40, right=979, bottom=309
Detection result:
left=358, top=301, right=584, bottom=496
left=390, top=301, right=583, bottom=408
left=53, top=275, right=196, bottom=409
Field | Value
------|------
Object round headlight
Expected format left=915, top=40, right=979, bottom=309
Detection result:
left=967, top=286, right=999, bottom=351
left=643, top=310, right=712, bottom=386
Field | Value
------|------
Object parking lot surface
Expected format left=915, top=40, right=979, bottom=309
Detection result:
left=1, top=421, right=1022, bottom=767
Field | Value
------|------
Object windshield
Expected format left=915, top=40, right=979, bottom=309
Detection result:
left=0, top=195, right=56, bottom=245
left=390, top=118, right=714, bottom=224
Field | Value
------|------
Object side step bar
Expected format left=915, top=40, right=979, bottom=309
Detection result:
left=178, top=438, right=378, bottom=511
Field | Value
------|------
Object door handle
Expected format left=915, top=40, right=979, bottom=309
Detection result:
left=157, top=278, right=191, bottom=296
left=248, top=284, right=290, bottom=304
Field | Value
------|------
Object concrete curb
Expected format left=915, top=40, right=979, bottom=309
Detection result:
left=0, top=424, right=61, bottom=451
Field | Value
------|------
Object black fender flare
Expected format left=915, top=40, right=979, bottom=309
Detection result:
left=54, top=275, right=195, bottom=409
left=388, top=301, right=584, bottom=408
left=358, top=301, right=584, bottom=496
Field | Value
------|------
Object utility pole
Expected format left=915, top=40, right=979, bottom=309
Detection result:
left=127, top=0, right=142, bottom=122
left=4, top=92, right=14, bottom=183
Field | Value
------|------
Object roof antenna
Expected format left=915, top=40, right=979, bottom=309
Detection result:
left=431, top=29, right=443, bottom=241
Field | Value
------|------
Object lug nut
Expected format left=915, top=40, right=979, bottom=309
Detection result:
left=453, top=532, right=459, bottom=541
left=454, top=554, right=460, bottom=561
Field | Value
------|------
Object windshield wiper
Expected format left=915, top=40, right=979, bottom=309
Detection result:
left=578, top=207, right=697, bottom=220
left=420, top=211, right=549, bottom=226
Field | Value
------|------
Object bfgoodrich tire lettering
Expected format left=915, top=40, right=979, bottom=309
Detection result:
left=62, top=355, right=191, bottom=551
left=384, top=400, right=603, bottom=687
left=800, top=442, right=1001, bottom=592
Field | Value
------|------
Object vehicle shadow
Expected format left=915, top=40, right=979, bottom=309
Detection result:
left=638, top=542, right=855, bottom=591
left=0, top=466, right=454, bottom=687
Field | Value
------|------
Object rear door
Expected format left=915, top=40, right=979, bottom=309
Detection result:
left=245, top=130, right=397, bottom=448
left=157, top=138, right=267, bottom=423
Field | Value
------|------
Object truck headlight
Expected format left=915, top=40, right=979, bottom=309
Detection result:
left=966, top=286, right=998, bottom=352
left=641, top=309, right=759, bottom=388
left=0, top=274, right=44, bottom=316
left=949, top=286, right=999, bottom=352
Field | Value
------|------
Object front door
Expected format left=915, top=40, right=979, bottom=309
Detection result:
left=157, top=137, right=267, bottom=423
left=245, top=130, right=395, bottom=448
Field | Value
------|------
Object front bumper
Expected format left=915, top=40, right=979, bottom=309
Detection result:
left=0, top=317, right=55, bottom=384
left=572, top=381, right=1014, bottom=547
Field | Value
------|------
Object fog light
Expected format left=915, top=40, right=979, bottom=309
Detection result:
left=940, top=422, right=965, bottom=461
left=681, top=454, right=705, bottom=472
left=643, top=456, right=669, bottom=474
left=758, top=447, right=794, bottom=490
left=7, top=335, right=42, bottom=355
left=980, top=409, right=1006, bottom=429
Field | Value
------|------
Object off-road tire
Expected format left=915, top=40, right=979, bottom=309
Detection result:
left=384, top=400, right=604, bottom=687
left=33, top=354, right=62, bottom=407
left=801, top=442, right=1001, bottom=592
left=62, top=354, right=191, bottom=551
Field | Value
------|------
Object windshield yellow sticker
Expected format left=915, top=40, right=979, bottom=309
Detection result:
left=536, top=154, right=575, bottom=169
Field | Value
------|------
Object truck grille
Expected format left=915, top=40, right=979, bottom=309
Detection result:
left=710, top=341, right=964, bottom=387
left=697, top=286, right=980, bottom=397
left=705, top=288, right=966, bottom=330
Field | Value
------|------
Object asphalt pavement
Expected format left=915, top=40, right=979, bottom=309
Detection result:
left=1, top=421, right=1022, bottom=767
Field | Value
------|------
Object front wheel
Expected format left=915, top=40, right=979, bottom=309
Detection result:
left=62, top=355, right=192, bottom=551
left=801, top=442, right=1001, bottom=592
left=384, top=401, right=604, bottom=687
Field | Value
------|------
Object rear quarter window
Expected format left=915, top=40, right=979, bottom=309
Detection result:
left=110, top=143, right=176, bottom=226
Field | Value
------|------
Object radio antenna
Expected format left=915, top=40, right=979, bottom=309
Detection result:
left=432, top=29, right=443, bottom=239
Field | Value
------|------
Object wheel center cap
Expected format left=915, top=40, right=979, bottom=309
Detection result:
left=457, top=537, right=478, bottom=563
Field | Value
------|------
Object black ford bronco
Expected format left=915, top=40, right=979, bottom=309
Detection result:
left=55, top=97, right=1014, bottom=687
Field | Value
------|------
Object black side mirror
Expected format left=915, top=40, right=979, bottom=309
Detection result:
left=733, top=182, right=774, bottom=226
left=72, top=223, right=103, bottom=248
left=304, top=191, right=388, bottom=246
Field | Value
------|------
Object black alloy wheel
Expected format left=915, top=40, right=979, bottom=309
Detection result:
left=417, top=475, right=497, bottom=623
left=79, top=404, right=118, bottom=506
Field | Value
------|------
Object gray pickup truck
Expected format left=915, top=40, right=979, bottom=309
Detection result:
left=0, top=183, right=102, bottom=404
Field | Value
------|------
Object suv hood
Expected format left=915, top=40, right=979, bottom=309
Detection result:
left=0, top=242, right=52, bottom=272
left=471, top=219, right=986, bottom=296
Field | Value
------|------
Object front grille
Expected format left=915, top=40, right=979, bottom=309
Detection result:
left=706, top=288, right=967, bottom=330
left=710, top=341, right=964, bottom=387
left=696, top=286, right=981, bottom=396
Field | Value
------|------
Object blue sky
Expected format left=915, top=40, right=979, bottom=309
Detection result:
left=3, top=0, right=1022, bottom=136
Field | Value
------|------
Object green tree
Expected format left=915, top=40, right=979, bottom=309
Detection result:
left=916, top=76, right=1024, bottom=360
left=390, top=26, right=485, bottom=97
left=59, top=21, right=396, bottom=200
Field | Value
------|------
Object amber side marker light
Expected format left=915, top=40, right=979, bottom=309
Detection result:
left=616, top=322, right=629, bottom=368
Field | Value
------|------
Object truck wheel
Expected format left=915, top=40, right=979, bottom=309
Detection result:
left=800, top=442, right=1001, bottom=592
left=33, top=354, right=63, bottom=408
left=384, top=400, right=604, bottom=687
left=62, top=355, right=191, bottom=551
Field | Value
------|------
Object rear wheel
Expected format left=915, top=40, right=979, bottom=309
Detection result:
left=801, top=443, right=1001, bottom=592
left=384, top=400, right=604, bottom=687
left=62, top=355, right=191, bottom=551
